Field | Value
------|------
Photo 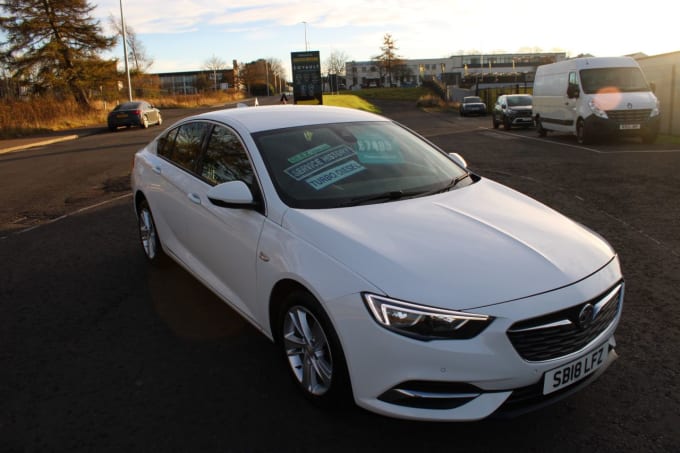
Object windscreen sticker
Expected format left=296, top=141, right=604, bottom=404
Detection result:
left=305, top=160, right=366, bottom=190
left=354, top=134, right=403, bottom=164
left=287, top=143, right=331, bottom=164
left=284, top=144, right=356, bottom=181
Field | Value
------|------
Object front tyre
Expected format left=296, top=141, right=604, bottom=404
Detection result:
left=576, top=118, right=592, bottom=145
left=279, top=291, right=350, bottom=406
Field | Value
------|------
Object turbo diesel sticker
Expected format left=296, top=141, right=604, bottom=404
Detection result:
left=305, top=160, right=365, bottom=190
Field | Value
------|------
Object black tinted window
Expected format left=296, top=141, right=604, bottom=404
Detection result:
left=157, top=127, right=179, bottom=158
left=201, top=126, right=254, bottom=186
left=171, top=122, right=209, bottom=172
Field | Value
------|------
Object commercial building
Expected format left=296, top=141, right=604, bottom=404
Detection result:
left=345, top=52, right=567, bottom=89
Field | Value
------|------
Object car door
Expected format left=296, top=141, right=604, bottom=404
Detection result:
left=179, top=123, right=266, bottom=321
left=149, top=121, right=211, bottom=263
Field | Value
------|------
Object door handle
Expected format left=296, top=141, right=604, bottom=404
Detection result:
left=187, top=193, right=202, bottom=205
left=152, top=165, right=162, bottom=174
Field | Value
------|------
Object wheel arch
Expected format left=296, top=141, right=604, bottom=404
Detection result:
left=268, top=278, right=317, bottom=343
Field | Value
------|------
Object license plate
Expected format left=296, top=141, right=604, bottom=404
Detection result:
left=116, top=113, right=128, bottom=119
left=620, top=124, right=640, bottom=130
left=542, top=342, right=608, bottom=395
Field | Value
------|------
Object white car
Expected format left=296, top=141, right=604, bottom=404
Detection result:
left=131, top=105, right=623, bottom=421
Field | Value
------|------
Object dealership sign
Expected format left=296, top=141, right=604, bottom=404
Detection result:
left=291, top=51, right=323, bottom=104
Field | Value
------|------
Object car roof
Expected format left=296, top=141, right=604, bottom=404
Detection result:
left=189, top=105, right=388, bottom=133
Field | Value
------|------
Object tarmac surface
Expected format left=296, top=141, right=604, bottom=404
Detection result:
left=0, top=126, right=107, bottom=155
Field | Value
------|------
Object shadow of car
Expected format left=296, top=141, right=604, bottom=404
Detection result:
left=108, top=101, right=162, bottom=132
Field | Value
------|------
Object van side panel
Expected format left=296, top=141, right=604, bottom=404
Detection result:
left=533, top=67, right=572, bottom=132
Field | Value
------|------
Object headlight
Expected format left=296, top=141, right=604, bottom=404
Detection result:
left=651, top=99, right=660, bottom=117
left=588, top=99, right=608, bottom=119
left=363, top=294, right=493, bottom=340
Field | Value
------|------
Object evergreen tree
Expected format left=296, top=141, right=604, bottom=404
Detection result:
left=0, top=0, right=116, bottom=106
left=373, top=34, right=403, bottom=87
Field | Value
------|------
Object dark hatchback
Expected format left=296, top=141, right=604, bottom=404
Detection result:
left=108, top=101, right=162, bottom=131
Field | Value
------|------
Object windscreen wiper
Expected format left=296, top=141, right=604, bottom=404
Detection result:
left=340, top=190, right=416, bottom=207
left=420, top=172, right=472, bottom=197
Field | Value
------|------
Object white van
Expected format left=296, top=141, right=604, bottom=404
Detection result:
left=533, top=57, right=660, bottom=144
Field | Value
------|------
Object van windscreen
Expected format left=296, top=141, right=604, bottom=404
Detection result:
left=579, top=67, right=650, bottom=94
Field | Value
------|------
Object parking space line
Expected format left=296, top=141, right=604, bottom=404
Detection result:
left=1, top=193, right=132, bottom=240
left=481, top=127, right=680, bottom=154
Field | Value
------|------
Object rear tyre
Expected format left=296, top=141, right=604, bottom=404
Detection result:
left=278, top=291, right=351, bottom=407
left=157, top=114, right=163, bottom=126
left=536, top=117, right=547, bottom=137
left=137, top=199, right=166, bottom=265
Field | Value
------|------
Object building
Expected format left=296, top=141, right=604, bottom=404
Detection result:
left=153, top=61, right=240, bottom=95
left=345, top=52, right=567, bottom=89
left=636, top=51, right=680, bottom=136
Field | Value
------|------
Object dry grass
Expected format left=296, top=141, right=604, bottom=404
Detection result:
left=0, top=90, right=246, bottom=139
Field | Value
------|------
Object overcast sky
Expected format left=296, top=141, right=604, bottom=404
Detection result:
left=95, top=0, right=677, bottom=78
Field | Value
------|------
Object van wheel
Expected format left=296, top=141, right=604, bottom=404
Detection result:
left=536, top=117, right=547, bottom=137
left=576, top=119, right=591, bottom=145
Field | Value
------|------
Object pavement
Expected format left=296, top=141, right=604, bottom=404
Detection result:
left=0, top=126, right=107, bottom=155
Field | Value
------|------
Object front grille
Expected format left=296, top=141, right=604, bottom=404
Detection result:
left=507, top=283, right=622, bottom=362
left=606, top=109, right=651, bottom=123
left=517, top=110, right=532, bottom=117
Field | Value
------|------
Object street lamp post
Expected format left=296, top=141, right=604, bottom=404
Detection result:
left=302, top=21, right=308, bottom=51
left=119, top=0, right=132, bottom=101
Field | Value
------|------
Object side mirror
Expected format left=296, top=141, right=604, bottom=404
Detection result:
left=207, top=180, right=258, bottom=209
left=448, top=152, right=468, bottom=169
left=501, top=104, right=507, bottom=109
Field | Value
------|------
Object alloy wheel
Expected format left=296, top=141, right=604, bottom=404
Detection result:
left=282, top=305, right=333, bottom=396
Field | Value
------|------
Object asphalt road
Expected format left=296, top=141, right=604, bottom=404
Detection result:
left=1, top=99, right=679, bottom=452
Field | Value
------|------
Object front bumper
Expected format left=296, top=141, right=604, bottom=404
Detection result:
left=583, top=113, right=659, bottom=138
left=324, top=258, right=622, bottom=421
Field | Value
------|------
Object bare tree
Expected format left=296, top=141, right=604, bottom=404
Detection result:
left=109, top=14, right=153, bottom=74
left=324, top=50, right=349, bottom=76
left=203, top=54, right=227, bottom=91
left=266, top=57, right=286, bottom=93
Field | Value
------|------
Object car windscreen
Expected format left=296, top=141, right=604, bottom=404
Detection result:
left=253, top=121, right=470, bottom=209
left=579, top=67, right=650, bottom=94
left=506, top=96, right=532, bottom=107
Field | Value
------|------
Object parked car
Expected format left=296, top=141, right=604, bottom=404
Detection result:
left=108, top=100, right=162, bottom=131
left=492, top=94, right=534, bottom=129
left=459, top=96, right=487, bottom=116
left=131, top=105, right=623, bottom=421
